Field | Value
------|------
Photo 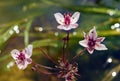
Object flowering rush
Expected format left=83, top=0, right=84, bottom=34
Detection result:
left=10, top=11, right=108, bottom=81
left=54, top=12, right=80, bottom=31
left=79, top=27, right=108, bottom=54
left=11, top=45, right=33, bottom=70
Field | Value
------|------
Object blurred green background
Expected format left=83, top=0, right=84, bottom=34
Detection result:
left=0, top=0, right=120, bottom=81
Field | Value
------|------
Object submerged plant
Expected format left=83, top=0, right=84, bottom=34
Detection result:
left=10, top=11, right=108, bottom=81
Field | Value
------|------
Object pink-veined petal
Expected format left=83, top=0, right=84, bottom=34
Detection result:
left=96, top=37, right=105, bottom=42
left=87, top=48, right=94, bottom=54
left=79, top=40, right=88, bottom=48
left=17, top=64, right=25, bottom=70
left=89, top=27, right=97, bottom=40
left=70, top=12, right=80, bottom=24
left=69, top=24, right=78, bottom=29
left=11, top=49, right=20, bottom=60
left=16, top=58, right=31, bottom=70
left=17, top=61, right=28, bottom=70
left=16, top=60, right=24, bottom=65
left=17, top=59, right=31, bottom=70
left=23, top=45, right=33, bottom=58
left=95, top=43, right=108, bottom=50
left=15, top=60, right=25, bottom=69
left=57, top=25, right=66, bottom=29
left=57, top=25, right=71, bottom=31
left=54, top=13, right=64, bottom=25
left=57, top=24, right=78, bottom=31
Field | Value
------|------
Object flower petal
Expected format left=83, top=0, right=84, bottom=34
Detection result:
left=54, top=13, right=64, bottom=25
left=83, top=32, right=88, bottom=39
left=17, top=61, right=28, bottom=70
left=87, top=48, right=94, bottom=54
left=23, top=45, right=33, bottom=58
left=11, top=49, right=20, bottom=60
left=96, top=37, right=105, bottom=42
left=16, top=59, right=30, bottom=70
left=57, top=24, right=78, bottom=31
left=70, top=12, right=80, bottom=24
left=89, top=27, right=97, bottom=40
left=69, top=24, right=78, bottom=28
left=79, top=40, right=88, bottom=47
left=95, top=43, right=108, bottom=50
left=16, top=59, right=31, bottom=70
left=57, top=25, right=71, bottom=31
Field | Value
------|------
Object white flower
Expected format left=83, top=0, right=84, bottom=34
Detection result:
left=54, top=12, right=80, bottom=31
left=79, top=27, right=108, bottom=54
left=11, top=45, right=33, bottom=70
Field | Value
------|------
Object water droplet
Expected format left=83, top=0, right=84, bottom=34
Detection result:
left=13, top=25, right=20, bottom=34
left=111, top=25, right=115, bottom=29
left=112, top=71, right=117, bottom=77
left=38, top=27, right=43, bottom=32
left=54, top=32, right=59, bottom=36
left=9, top=30, right=14, bottom=35
left=73, top=32, right=77, bottom=36
left=13, top=25, right=18, bottom=31
left=107, top=10, right=115, bottom=16
left=107, top=57, right=112, bottom=63
left=114, top=23, right=120, bottom=28
left=7, top=61, right=14, bottom=69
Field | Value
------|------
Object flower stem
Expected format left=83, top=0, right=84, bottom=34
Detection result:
left=70, top=48, right=86, bottom=63
left=24, top=20, right=32, bottom=47
left=40, top=48, right=57, bottom=64
left=62, top=39, right=66, bottom=62
left=32, top=62, right=57, bottom=70
left=66, top=30, right=70, bottom=59
left=31, top=62, right=58, bottom=75
left=32, top=66, right=53, bottom=75
left=62, top=30, right=70, bottom=62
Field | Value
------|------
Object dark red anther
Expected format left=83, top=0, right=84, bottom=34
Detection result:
left=88, top=39, right=96, bottom=47
left=17, top=52, right=25, bottom=61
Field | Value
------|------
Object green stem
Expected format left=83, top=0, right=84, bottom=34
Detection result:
left=63, top=5, right=120, bottom=16
left=70, top=48, right=86, bottom=63
left=24, top=20, right=32, bottom=46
